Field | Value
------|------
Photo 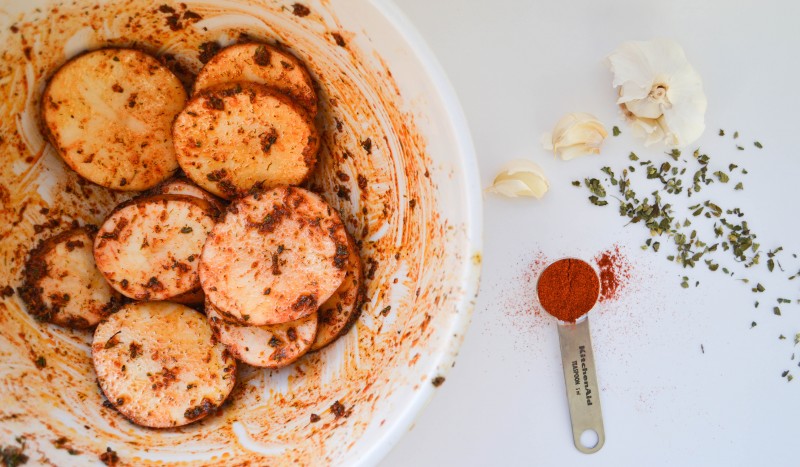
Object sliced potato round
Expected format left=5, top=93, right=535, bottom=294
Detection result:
left=92, top=301, right=235, bottom=428
left=206, top=300, right=317, bottom=368
left=194, top=42, right=317, bottom=116
left=173, top=83, right=319, bottom=200
left=147, top=176, right=225, bottom=212
left=199, top=186, right=348, bottom=326
left=94, top=195, right=217, bottom=301
left=42, top=48, right=186, bottom=191
left=311, top=232, right=364, bottom=351
left=17, top=227, right=123, bottom=329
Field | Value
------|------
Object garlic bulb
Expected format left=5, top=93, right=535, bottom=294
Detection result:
left=608, top=39, right=707, bottom=148
left=541, top=113, right=607, bottom=160
left=485, top=159, right=549, bottom=199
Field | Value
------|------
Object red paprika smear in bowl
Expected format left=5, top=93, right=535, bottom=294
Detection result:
left=537, top=258, right=600, bottom=323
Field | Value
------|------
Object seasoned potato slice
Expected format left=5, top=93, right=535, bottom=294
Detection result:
left=42, top=48, right=186, bottom=191
left=92, top=301, right=236, bottom=428
left=206, top=300, right=317, bottom=368
left=173, top=83, right=319, bottom=199
left=194, top=43, right=317, bottom=116
left=94, top=195, right=217, bottom=301
left=199, top=186, right=348, bottom=325
left=311, top=232, right=365, bottom=351
left=139, top=181, right=216, bottom=306
left=17, top=227, right=122, bottom=329
left=147, top=178, right=221, bottom=308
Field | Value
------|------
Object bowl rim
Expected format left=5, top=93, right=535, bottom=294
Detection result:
left=352, top=1, right=483, bottom=465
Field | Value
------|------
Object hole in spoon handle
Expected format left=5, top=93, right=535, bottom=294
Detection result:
left=557, top=317, right=605, bottom=454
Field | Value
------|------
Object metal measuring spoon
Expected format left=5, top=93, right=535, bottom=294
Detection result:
left=537, top=258, right=605, bottom=454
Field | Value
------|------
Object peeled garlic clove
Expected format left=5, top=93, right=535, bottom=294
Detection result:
left=624, top=97, right=664, bottom=119
left=627, top=116, right=667, bottom=147
left=486, top=178, right=541, bottom=198
left=558, top=144, right=599, bottom=161
left=542, top=112, right=608, bottom=160
left=486, top=159, right=549, bottom=199
left=608, top=39, right=707, bottom=148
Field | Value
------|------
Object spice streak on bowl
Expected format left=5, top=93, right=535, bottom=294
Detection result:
left=0, top=0, right=480, bottom=465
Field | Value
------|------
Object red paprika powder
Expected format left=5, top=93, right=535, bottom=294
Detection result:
left=536, top=258, right=600, bottom=322
left=595, top=246, right=630, bottom=302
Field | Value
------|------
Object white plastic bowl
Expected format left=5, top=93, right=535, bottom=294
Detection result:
left=0, top=0, right=481, bottom=465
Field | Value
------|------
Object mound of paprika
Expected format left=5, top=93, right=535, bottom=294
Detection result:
left=537, top=258, right=599, bottom=322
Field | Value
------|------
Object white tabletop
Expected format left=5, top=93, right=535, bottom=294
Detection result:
left=383, top=0, right=800, bottom=466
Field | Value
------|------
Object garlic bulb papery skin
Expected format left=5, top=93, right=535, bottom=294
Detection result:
left=485, top=159, right=550, bottom=199
left=541, top=112, right=608, bottom=160
left=608, top=39, right=707, bottom=148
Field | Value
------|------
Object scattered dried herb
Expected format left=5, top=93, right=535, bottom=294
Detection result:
left=330, top=400, right=346, bottom=418
left=100, top=447, right=119, bottom=466
left=104, top=331, right=122, bottom=349
left=198, top=41, right=221, bottom=64
left=584, top=178, right=606, bottom=197
left=589, top=196, right=607, bottom=206
left=291, top=3, right=310, bottom=17
left=1, top=438, right=28, bottom=467
left=331, top=32, right=346, bottom=47
left=253, top=45, right=271, bottom=66
left=713, top=171, right=729, bottom=183
left=1, top=285, right=14, bottom=297
left=360, top=138, right=372, bottom=154
left=577, top=131, right=800, bottom=377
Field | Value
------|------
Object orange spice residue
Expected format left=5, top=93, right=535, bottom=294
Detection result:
left=496, top=251, right=549, bottom=346
left=519, top=251, right=549, bottom=317
left=595, top=245, right=631, bottom=302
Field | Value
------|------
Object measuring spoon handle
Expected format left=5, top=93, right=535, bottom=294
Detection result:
left=557, top=317, right=605, bottom=454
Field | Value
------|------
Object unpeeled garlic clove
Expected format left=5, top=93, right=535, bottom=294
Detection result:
left=608, top=39, right=707, bottom=148
left=542, top=113, right=608, bottom=160
left=486, top=159, right=550, bottom=199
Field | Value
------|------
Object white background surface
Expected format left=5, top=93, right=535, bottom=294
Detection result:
left=383, top=1, right=800, bottom=466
